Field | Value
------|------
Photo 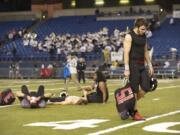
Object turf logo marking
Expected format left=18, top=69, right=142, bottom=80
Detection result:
left=24, top=119, right=109, bottom=130
left=143, top=122, right=180, bottom=134
left=88, top=110, right=180, bottom=135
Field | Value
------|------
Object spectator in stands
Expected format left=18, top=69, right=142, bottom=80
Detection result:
left=15, top=63, right=22, bottom=79
left=18, top=29, right=23, bottom=38
left=110, top=60, right=120, bottom=70
left=9, top=63, right=16, bottom=79
left=77, top=57, right=86, bottom=84
left=80, top=39, right=87, bottom=58
left=20, top=26, right=129, bottom=62
left=177, top=60, right=180, bottom=72
left=103, top=48, right=110, bottom=64
left=8, top=30, right=14, bottom=40
left=163, top=59, right=170, bottom=69
left=169, top=17, right=174, bottom=25
left=145, top=28, right=152, bottom=38
left=113, top=28, right=120, bottom=39
left=101, top=27, right=108, bottom=36
left=82, top=70, right=109, bottom=103
left=117, top=45, right=124, bottom=61
left=170, top=48, right=177, bottom=60
left=126, top=26, right=130, bottom=33
left=123, top=17, right=154, bottom=120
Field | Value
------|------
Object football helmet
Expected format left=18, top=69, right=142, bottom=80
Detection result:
left=59, top=90, right=68, bottom=98
left=150, top=76, right=158, bottom=91
left=120, top=110, right=130, bottom=120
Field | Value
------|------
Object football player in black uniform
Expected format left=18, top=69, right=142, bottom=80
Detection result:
left=123, top=17, right=154, bottom=120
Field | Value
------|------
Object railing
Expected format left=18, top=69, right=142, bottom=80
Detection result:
left=154, top=67, right=177, bottom=79
left=0, top=67, right=178, bottom=79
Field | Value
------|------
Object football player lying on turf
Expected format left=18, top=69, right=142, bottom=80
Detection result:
left=49, top=71, right=109, bottom=105
left=16, top=85, right=53, bottom=108
left=48, top=90, right=88, bottom=105
left=0, top=88, right=16, bottom=106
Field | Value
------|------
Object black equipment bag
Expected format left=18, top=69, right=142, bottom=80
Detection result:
left=0, top=88, right=16, bottom=106
left=114, top=83, right=136, bottom=120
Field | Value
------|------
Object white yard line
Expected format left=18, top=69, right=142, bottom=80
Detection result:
left=88, top=110, right=180, bottom=135
left=0, top=79, right=179, bottom=89
left=38, top=84, right=180, bottom=92
left=109, top=85, right=180, bottom=95
left=0, top=81, right=94, bottom=89
left=0, top=104, right=19, bottom=108
left=157, top=85, right=180, bottom=90
left=0, top=82, right=66, bottom=89
left=0, top=82, right=118, bottom=91
left=2, top=82, right=180, bottom=92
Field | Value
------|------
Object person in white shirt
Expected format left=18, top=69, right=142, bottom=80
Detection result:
left=164, top=60, right=170, bottom=69
left=177, top=60, right=180, bottom=72
left=114, top=28, right=120, bottom=39
left=145, top=29, right=152, bottom=38
left=66, top=55, right=81, bottom=91
left=169, top=17, right=174, bottom=25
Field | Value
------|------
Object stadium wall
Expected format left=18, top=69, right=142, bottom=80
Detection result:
left=0, top=5, right=159, bottom=21
left=53, top=5, right=159, bottom=17
left=31, top=3, right=63, bottom=18
left=0, top=11, right=41, bottom=21
left=173, top=4, right=180, bottom=10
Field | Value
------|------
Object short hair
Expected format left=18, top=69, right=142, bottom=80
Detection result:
left=134, top=17, right=148, bottom=28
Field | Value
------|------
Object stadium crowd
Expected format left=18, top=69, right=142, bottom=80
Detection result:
left=22, top=27, right=126, bottom=58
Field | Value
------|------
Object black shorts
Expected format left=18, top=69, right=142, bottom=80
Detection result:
left=129, top=61, right=150, bottom=93
left=87, top=92, right=103, bottom=103
left=49, top=97, right=66, bottom=102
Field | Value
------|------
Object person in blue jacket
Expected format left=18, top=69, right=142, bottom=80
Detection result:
left=63, top=62, right=71, bottom=91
